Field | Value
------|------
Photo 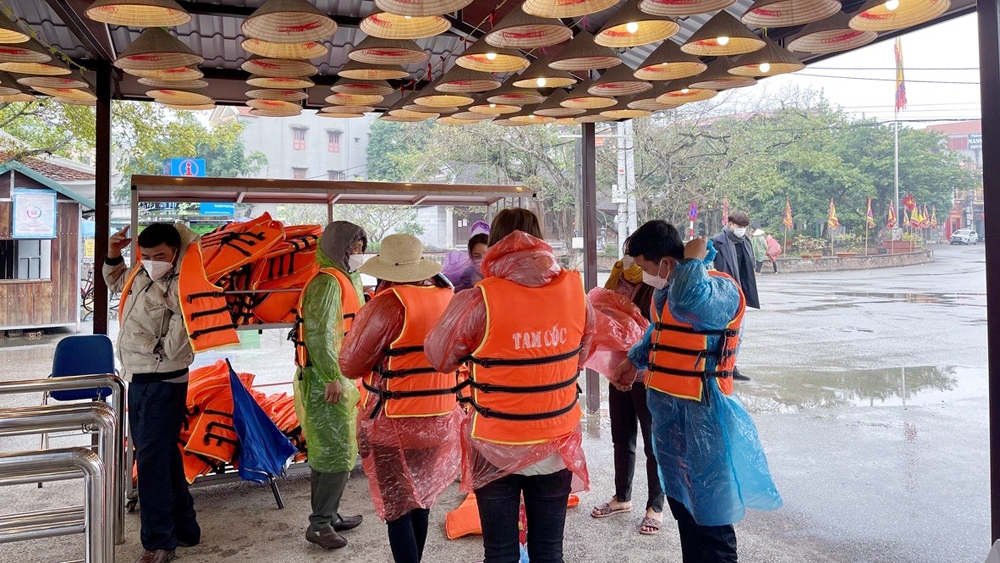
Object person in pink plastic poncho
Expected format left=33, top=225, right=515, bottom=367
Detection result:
left=425, top=208, right=596, bottom=563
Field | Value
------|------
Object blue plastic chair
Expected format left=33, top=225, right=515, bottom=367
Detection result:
left=48, top=335, right=116, bottom=401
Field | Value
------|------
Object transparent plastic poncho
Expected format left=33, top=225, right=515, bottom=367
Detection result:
left=582, top=287, right=649, bottom=380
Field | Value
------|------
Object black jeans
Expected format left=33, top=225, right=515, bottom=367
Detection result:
left=129, top=380, right=200, bottom=551
left=609, top=382, right=664, bottom=513
left=755, top=260, right=777, bottom=274
left=386, top=508, right=430, bottom=563
left=667, top=497, right=737, bottom=563
left=475, top=469, right=573, bottom=563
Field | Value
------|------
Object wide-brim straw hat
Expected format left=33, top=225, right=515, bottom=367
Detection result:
left=147, top=88, right=213, bottom=105
left=127, top=66, right=203, bottom=80
left=549, top=32, right=622, bottom=71
left=729, top=37, right=805, bottom=77
left=251, top=107, right=302, bottom=117
left=467, top=100, right=522, bottom=114
left=318, top=111, right=366, bottom=118
left=635, top=39, right=707, bottom=81
left=561, top=78, right=617, bottom=108
left=162, top=102, right=217, bottom=111
left=741, top=0, right=841, bottom=27
left=523, top=0, right=620, bottom=18
left=332, top=77, right=394, bottom=96
left=600, top=96, right=653, bottom=119
left=0, top=92, right=35, bottom=102
left=86, top=0, right=192, bottom=27
left=681, top=11, right=766, bottom=57
left=338, top=60, right=409, bottom=80
left=849, top=0, right=950, bottom=32
left=534, top=89, right=586, bottom=117
left=359, top=234, right=442, bottom=282
left=0, top=14, right=31, bottom=43
left=138, top=77, right=208, bottom=89
left=589, top=63, right=652, bottom=96
left=52, top=96, right=96, bottom=106
left=246, top=74, right=313, bottom=88
left=787, top=12, right=877, bottom=54
left=361, top=10, right=451, bottom=39
left=628, top=82, right=682, bottom=110
left=436, top=66, right=502, bottom=93
left=322, top=104, right=376, bottom=113
left=17, top=71, right=88, bottom=89
left=0, top=60, right=72, bottom=76
left=689, top=57, right=757, bottom=89
left=595, top=0, right=679, bottom=48
left=451, top=111, right=496, bottom=120
left=512, top=56, right=578, bottom=88
left=753, top=228, right=766, bottom=236
left=574, top=109, right=616, bottom=123
left=657, top=77, right=718, bottom=103
left=241, top=38, right=329, bottom=59
left=381, top=114, right=427, bottom=122
left=325, top=92, right=385, bottom=106
left=413, top=79, right=474, bottom=107
left=247, top=88, right=309, bottom=101
left=376, top=0, right=474, bottom=17
left=509, top=105, right=556, bottom=124
left=485, top=7, right=573, bottom=49
left=349, top=36, right=429, bottom=65
left=405, top=102, right=458, bottom=113
left=34, top=86, right=97, bottom=102
left=638, top=0, right=737, bottom=17
left=0, top=85, right=19, bottom=96
left=0, top=39, right=53, bottom=64
left=115, top=28, right=204, bottom=71
left=242, top=0, right=338, bottom=43
left=248, top=98, right=301, bottom=112
left=390, top=107, right=440, bottom=119
left=241, top=55, right=318, bottom=77
left=486, top=76, right=545, bottom=105
left=455, top=37, right=529, bottom=73
left=438, top=116, right=483, bottom=125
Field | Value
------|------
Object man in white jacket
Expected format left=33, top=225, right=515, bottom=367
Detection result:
left=104, top=222, right=201, bottom=563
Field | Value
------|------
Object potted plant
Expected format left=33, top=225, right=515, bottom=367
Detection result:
left=834, top=234, right=861, bottom=257
left=795, top=235, right=826, bottom=259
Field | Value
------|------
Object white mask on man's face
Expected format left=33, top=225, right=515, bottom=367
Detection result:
left=143, top=260, right=174, bottom=282
left=347, top=253, right=366, bottom=272
left=732, top=226, right=748, bottom=238
left=641, top=261, right=669, bottom=290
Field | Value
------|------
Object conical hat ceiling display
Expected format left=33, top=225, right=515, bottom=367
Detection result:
left=413, top=79, right=474, bottom=108
left=391, top=107, right=440, bottom=119
left=246, top=74, right=313, bottom=88
left=349, top=36, right=429, bottom=65
left=455, top=37, right=530, bottom=73
left=639, top=0, right=737, bottom=17
left=128, top=66, right=203, bottom=81
left=729, top=36, right=805, bottom=77
left=338, top=60, right=409, bottom=80
left=376, top=0, right=474, bottom=17
left=681, top=11, right=766, bottom=56
left=595, top=0, right=680, bottom=48
left=115, top=28, right=203, bottom=71
left=332, top=77, right=394, bottom=96
left=574, top=110, right=615, bottom=123
left=534, top=89, right=586, bottom=117
left=657, top=76, right=718, bottom=103
left=361, top=10, right=450, bottom=39
left=139, top=77, right=209, bottom=89
left=787, top=11, right=877, bottom=53
left=436, top=66, right=503, bottom=93
left=242, top=55, right=318, bottom=78
left=561, top=78, right=617, bottom=108
left=33, top=86, right=97, bottom=102
left=147, top=88, right=213, bottom=105
left=318, top=111, right=366, bottom=118
left=241, top=38, right=329, bottom=59
left=689, top=56, right=756, bottom=89
left=325, top=92, right=385, bottom=105
left=468, top=100, right=522, bottom=114
left=162, top=103, right=217, bottom=111
left=242, top=0, right=337, bottom=43
left=322, top=104, right=376, bottom=114
left=439, top=115, right=483, bottom=125
left=522, top=0, right=620, bottom=18
left=85, top=0, right=192, bottom=27
left=549, top=32, right=622, bottom=71
left=486, top=76, right=545, bottom=105
left=485, top=6, right=573, bottom=49
left=601, top=95, right=652, bottom=119
left=452, top=111, right=495, bottom=120
left=512, top=56, right=577, bottom=88
left=589, top=63, right=652, bottom=97
left=18, top=71, right=88, bottom=90
left=248, top=98, right=301, bottom=112
left=628, top=82, right=682, bottom=110
left=251, top=107, right=302, bottom=117
left=849, top=0, right=949, bottom=32
left=635, top=39, right=707, bottom=81
left=382, top=114, right=427, bottom=122
left=0, top=39, right=53, bottom=64
left=0, top=59, right=72, bottom=76
left=406, top=102, right=459, bottom=113
left=247, top=88, right=309, bottom=101
left=0, top=15, right=30, bottom=44
left=741, top=0, right=841, bottom=27
left=509, top=105, right=556, bottom=124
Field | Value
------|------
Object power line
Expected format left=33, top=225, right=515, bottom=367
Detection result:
left=811, top=67, right=979, bottom=72
left=796, top=73, right=980, bottom=85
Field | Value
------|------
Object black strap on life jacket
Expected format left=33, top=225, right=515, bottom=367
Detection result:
left=202, top=231, right=268, bottom=258
left=288, top=310, right=357, bottom=368
left=456, top=371, right=581, bottom=422
left=646, top=363, right=735, bottom=380
left=461, top=344, right=583, bottom=369
left=201, top=411, right=238, bottom=447
left=654, top=323, right=740, bottom=338
left=462, top=392, right=580, bottom=422
left=363, top=379, right=458, bottom=420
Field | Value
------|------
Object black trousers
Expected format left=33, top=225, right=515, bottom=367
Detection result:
left=476, top=469, right=573, bottom=563
left=609, top=382, right=664, bottom=513
left=129, top=381, right=200, bottom=551
left=667, top=497, right=737, bottom=563
left=386, top=508, right=430, bottom=563
left=755, top=259, right=777, bottom=273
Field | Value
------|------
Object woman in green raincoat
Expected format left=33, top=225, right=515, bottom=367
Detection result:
left=293, top=221, right=367, bottom=550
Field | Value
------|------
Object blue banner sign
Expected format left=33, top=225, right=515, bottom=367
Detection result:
left=199, top=203, right=235, bottom=215
left=164, top=158, right=206, bottom=177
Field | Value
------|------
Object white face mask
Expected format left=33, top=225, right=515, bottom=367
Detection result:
left=732, top=227, right=748, bottom=238
left=641, top=261, right=669, bottom=290
left=143, top=260, right=174, bottom=282
left=347, top=253, right=365, bottom=272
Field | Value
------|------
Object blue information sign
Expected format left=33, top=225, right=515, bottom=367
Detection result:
left=199, top=203, right=235, bottom=215
left=164, top=158, right=206, bottom=177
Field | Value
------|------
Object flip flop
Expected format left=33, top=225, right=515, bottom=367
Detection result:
left=591, top=502, right=632, bottom=519
left=639, top=516, right=662, bottom=536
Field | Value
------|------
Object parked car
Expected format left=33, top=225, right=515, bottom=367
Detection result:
left=951, top=229, right=980, bottom=245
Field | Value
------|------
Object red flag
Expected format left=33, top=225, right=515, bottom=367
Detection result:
left=920, top=205, right=931, bottom=229
left=903, top=194, right=916, bottom=212
left=827, top=198, right=839, bottom=230
left=894, top=38, right=907, bottom=112
left=866, top=197, right=876, bottom=229
left=783, top=197, right=794, bottom=230
left=887, top=202, right=896, bottom=229
left=930, top=206, right=938, bottom=230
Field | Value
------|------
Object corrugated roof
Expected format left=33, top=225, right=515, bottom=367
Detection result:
left=0, top=152, right=96, bottom=182
left=0, top=161, right=96, bottom=209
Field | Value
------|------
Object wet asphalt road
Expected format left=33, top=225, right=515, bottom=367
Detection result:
left=0, top=242, right=989, bottom=562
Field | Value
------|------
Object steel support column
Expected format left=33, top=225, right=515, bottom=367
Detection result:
left=581, top=123, right=600, bottom=414
left=978, top=0, right=1000, bottom=543
left=93, top=64, right=112, bottom=336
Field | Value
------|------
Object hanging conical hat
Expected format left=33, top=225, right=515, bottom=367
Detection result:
left=741, top=0, right=841, bottom=27
left=0, top=92, right=34, bottom=102
left=406, top=102, right=459, bottom=113
left=509, top=105, right=556, bottom=124
left=552, top=116, right=579, bottom=125
left=451, top=111, right=496, bottom=120
left=322, top=104, right=376, bottom=114
left=241, top=0, right=338, bottom=43
left=17, top=71, right=88, bottom=90
left=162, top=102, right=217, bottom=111
left=467, top=100, right=522, bottom=114
left=390, top=107, right=440, bottom=119
left=0, top=39, right=53, bottom=64
left=787, top=12, right=877, bottom=54
left=638, top=0, right=737, bottom=17
left=438, top=115, right=483, bottom=125
left=413, top=79, right=473, bottom=108
left=332, top=77, right=394, bottom=96
left=534, top=89, right=586, bottom=117
left=127, top=66, right=203, bottom=80
left=634, top=39, right=706, bottom=81
left=561, top=78, right=617, bottom=108
left=246, top=74, right=314, bottom=88
left=681, top=11, right=766, bottom=56
left=0, top=58, right=72, bottom=76
left=728, top=36, right=805, bottom=77
left=251, top=107, right=303, bottom=117
left=589, top=63, right=652, bottom=96
left=595, top=0, right=679, bottom=49
left=485, top=7, right=573, bottom=49
left=436, top=66, right=502, bottom=93
left=0, top=14, right=31, bottom=44
left=849, top=0, right=950, bottom=32
left=138, top=77, right=208, bottom=89
left=512, top=55, right=578, bottom=88
left=241, top=38, right=329, bottom=59
left=52, top=96, right=96, bottom=106
left=689, top=56, right=756, bottom=89
left=600, top=96, right=652, bottom=119
left=248, top=98, right=302, bottom=112
left=361, top=10, right=451, bottom=39
left=86, top=0, right=192, bottom=28
left=325, top=92, right=385, bottom=106
left=0, top=85, right=19, bottom=96
left=381, top=114, right=427, bottom=122
left=241, top=55, right=318, bottom=77
left=147, top=88, right=213, bottom=105
left=115, top=28, right=204, bottom=71
left=628, top=82, right=682, bottom=111
left=338, top=60, right=409, bottom=80
left=486, top=76, right=545, bottom=105
left=522, top=0, right=620, bottom=18
left=318, top=111, right=366, bottom=118
left=33, top=86, right=97, bottom=102
left=349, top=36, right=429, bottom=65
left=375, top=0, right=474, bottom=17
left=455, top=37, right=530, bottom=73
left=247, top=88, right=309, bottom=101
left=573, top=110, right=616, bottom=123
left=548, top=32, right=622, bottom=71
left=657, top=77, right=718, bottom=103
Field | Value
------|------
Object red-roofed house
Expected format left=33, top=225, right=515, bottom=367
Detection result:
left=925, top=120, right=984, bottom=237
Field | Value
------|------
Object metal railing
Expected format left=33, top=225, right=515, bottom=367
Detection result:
left=0, top=446, right=111, bottom=562
left=0, top=374, right=126, bottom=545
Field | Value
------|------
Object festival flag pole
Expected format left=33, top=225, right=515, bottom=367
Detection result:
left=783, top=197, right=794, bottom=256
left=828, top=198, right=839, bottom=256
left=894, top=38, right=907, bottom=248
left=888, top=200, right=897, bottom=254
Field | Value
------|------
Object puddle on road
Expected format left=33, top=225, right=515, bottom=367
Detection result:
left=736, top=365, right=987, bottom=414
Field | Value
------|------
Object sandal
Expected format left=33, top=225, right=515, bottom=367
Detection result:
left=639, top=516, right=662, bottom=536
left=591, top=502, right=631, bottom=519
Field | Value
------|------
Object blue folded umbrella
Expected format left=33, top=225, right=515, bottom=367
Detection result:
left=227, top=360, right=298, bottom=484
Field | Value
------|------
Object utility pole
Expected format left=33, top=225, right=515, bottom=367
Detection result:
left=614, top=121, right=637, bottom=257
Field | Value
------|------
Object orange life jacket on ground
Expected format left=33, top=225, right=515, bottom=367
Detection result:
left=361, top=285, right=457, bottom=419
left=645, top=271, right=745, bottom=402
left=292, top=267, right=361, bottom=368
left=120, top=242, right=240, bottom=354
left=463, top=270, right=587, bottom=446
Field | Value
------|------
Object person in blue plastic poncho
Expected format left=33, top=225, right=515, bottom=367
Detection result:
left=612, top=221, right=782, bottom=563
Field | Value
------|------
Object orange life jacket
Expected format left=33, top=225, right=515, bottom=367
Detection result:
left=645, top=271, right=745, bottom=402
left=463, top=270, right=587, bottom=446
left=200, top=213, right=285, bottom=283
left=184, top=392, right=238, bottom=463
left=361, top=285, right=457, bottom=419
left=120, top=242, right=240, bottom=354
left=292, top=267, right=362, bottom=368
left=250, top=225, right=323, bottom=324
